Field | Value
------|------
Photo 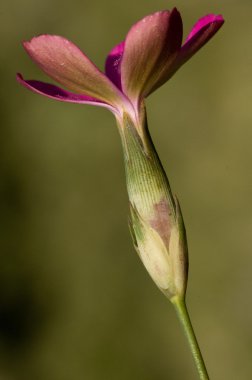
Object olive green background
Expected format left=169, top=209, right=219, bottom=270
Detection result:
left=1, top=0, right=251, bottom=379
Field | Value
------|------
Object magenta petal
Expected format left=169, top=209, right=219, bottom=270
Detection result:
left=16, top=74, right=116, bottom=112
left=185, top=14, right=224, bottom=43
left=120, top=8, right=182, bottom=101
left=105, top=41, right=125, bottom=90
left=23, top=35, right=124, bottom=107
left=177, top=14, right=224, bottom=66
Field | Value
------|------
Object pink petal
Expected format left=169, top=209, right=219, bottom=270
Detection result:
left=120, top=8, right=182, bottom=102
left=177, top=14, right=224, bottom=66
left=185, top=14, right=224, bottom=43
left=23, top=35, right=124, bottom=108
left=105, top=41, right=125, bottom=90
left=16, top=73, right=116, bottom=112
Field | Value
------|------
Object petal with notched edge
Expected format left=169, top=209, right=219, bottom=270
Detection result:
left=16, top=74, right=116, bottom=112
left=177, top=14, right=224, bottom=67
left=23, top=35, right=124, bottom=107
left=120, top=9, right=182, bottom=102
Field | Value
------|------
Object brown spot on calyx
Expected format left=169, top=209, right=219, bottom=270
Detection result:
left=149, top=198, right=174, bottom=247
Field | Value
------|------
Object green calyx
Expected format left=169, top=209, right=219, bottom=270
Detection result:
left=118, top=111, right=175, bottom=220
left=117, top=111, right=188, bottom=299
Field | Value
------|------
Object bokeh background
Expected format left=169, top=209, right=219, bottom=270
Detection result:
left=1, top=0, right=252, bottom=379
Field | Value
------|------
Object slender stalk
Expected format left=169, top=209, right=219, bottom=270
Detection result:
left=171, top=296, right=210, bottom=380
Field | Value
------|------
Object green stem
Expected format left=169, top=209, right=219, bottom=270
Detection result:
left=171, top=296, right=210, bottom=380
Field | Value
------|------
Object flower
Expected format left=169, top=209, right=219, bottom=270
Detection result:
left=17, top=9, right=223, bottom=119
left=17, top=8, right=224, bottom=299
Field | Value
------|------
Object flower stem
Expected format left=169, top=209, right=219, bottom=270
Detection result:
left=171, top=296, right=210, bottom=380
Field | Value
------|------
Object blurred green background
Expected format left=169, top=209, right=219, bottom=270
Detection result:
left=1, top=0, right=252, bottom=379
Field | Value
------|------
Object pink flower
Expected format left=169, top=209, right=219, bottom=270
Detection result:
left=17, top=9, right=224, bottom=299
left=17, top=9, right=224, bottom=121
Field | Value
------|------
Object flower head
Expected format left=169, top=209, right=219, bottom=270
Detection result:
left=17, top=9, right=224, bottom=119
left=17, top=9, right=224, bottom=299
